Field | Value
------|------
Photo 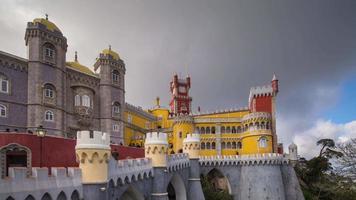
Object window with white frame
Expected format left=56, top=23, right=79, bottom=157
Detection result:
left=113, top=124, right=119, bottom=132
left=127, top=114, right=132, bottom=123
left=113, top=102, right=120, bottom=114
left=112, top=70, right=119, bottom=83
left=0, top=104, right=7, bottom=117
left=74, top=95, right=81, bottom=106
left=259, top=137, right=268, bottom=148
left=82, top=95, right=91, bottom=107
left=45, top=110, right=54, bottom=121
left=0, top=74, right=9, bottom=94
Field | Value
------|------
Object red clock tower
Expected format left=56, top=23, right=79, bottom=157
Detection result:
left=169, top=74, right=192, bottom=115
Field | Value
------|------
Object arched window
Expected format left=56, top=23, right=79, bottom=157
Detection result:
left=112, top=70, right=120, bottom=84
left=232, top=142, right=237, bottom=149
left=244, top=124, right=248, bottom=131
left=221, top=142, right=226, bottom=149
left=74, top=95, right=81, bottom=106
left=113, top=124, right=119, bottom=132
left=0, top=104, right=7, bottom=117
left=259, top=137, right=268, bottom=148
left=261, top=122, right=266, bottom=129
left=226, top=126, right=231, bottom=133
left=206, top=142, right=211, bottom=149
left=201, top=142, right=205, bottom=149
left=237, top=126, right=241, bottom=133
left=206, top=127, right=210, bottom=134
left=45, top=110, right=54, bottom=121
left=212, top=142, right=216, bottom=149
left=43, top=43, right=56, bottom=63
left=266, top=122, right=270, bottom=130
left=211, top=126, right=216, bottom=134
left=232, top=126, right=236, bottom=133
left=237, top=142, right=242, bottom=149
left=0, top=73, right=9, bottom=94
left=195, top=127, right=200, bottom=133
left=200, top=127, right=205, bottom=134
left=43, top=83, right=55, bottom=98
left=255, top=122, right=260, bottom=129
left=227, top=142, right=231, bottom=149
left=82, top=95, right=91, bottom=107
left=221, top=126, right=225, bottom=133
left=179, top=132, right=182, bottom=138
left=112, top=102, right=120, bottom=115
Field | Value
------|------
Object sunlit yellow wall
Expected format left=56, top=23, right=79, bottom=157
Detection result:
left=149, top=108, right=172, bottom=129
left=240, top=133, right=273, bottom=154
left=124, top=110, right=155, bottom=146
left=172, top=122, right=194, bottom=153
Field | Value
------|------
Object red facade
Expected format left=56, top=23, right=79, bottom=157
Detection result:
left=0, top=133, right=144, bottom=169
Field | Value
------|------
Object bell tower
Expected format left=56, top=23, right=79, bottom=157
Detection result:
left=169, top=74, right=192, bottom=115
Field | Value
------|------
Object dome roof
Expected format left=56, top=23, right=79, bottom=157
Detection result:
left=102, top=48, right=120, bottom=60
left=66, top=53, right=95, bottom=76
left=33, top=18, right=61, bottom=33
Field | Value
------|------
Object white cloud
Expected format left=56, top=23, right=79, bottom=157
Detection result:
left=292, top=119, right=356, bottom=159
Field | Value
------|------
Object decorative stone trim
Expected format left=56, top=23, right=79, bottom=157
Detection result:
left=108, top=158, right=153, bottom=186
left=167, top=153, right=190, bottom=172
left=0, top=143, right=31, bottom=178
left=199, top=153, right=289, bottom=166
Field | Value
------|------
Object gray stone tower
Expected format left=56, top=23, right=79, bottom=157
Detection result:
left=94, top=46, right=125, bottom=144
left=25, top=16, right=67, bottom=136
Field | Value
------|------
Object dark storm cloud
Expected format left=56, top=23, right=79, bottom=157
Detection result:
left=1, top=0, right=356, bottom=149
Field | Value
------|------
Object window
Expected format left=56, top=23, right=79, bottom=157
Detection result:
left=0, top=104, right=7, bottom=117
left=43, top=43, right=56, bottom=63
left=201, top=142, right=205, bottom=150
left=112, top=70, right=119, bottom=83
left=45, top=110, right=54, bottom=121
left=259, top=137, right=268, bottom=148
left=45, top=47, right=55, bottom=58
left=127, top=114, right=132, bottom=123
left=227, top=142, right=231, bottom=149
left=82, top=95, right=91, bottom=107
left=44, top=88, right=53, bottom=98
left=74, top=95, right=81, bottom=106
left=206, top=142, right=211, bottom=149
left=211, top=127, right=216, bottom=134
left=113, top=102, right=120, bottom=114
left=179, top=132, right=182, bottom=138
left=222, top=142, right=226, bottom=149
left=237, top=142, right=242, bottom=149
left=212, top=142, right=216, bottom=149
left=0, top=79, right=8, bottom=93
left=206, top=127, right=210, bottom=134
left=200, top=127, right=205, bottom=134
left=221, top=126, right=225, bottom=134
left=113, top=124, right=119, bottom=132
left=226, top=126, right=231, bottom=133
left=232, top=142, right=237, bottom=149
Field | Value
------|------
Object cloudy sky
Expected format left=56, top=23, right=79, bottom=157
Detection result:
left=1, top=0, right=355, bottom=158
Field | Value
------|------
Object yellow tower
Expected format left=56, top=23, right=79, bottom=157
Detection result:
left=183, top=133, right=200, bottom=159
left=145, top=132, right=168, bottom=167
left=172, top=115, right=195, bottom=153
left=75, top=130, right=111, bottom=184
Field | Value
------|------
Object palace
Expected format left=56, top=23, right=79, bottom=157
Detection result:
left=0, top=16, right=282, bottom=157
left=0, top=16, right=305, bottom=200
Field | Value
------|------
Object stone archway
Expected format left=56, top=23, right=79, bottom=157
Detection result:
left=167, top=174, right=187, bottom=200
left=120, top=186, right=144, bottom=200
left=0, top=143, right=31, bottom=178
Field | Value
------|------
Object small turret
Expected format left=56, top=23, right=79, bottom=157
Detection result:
left=271, top=73, right=279, bottom=94
left=75, top=131, right=111, bottom=184
left=145, top=132, right=168, bottom=167
left=183, top=133, right=200, bottom=159
left=288, top=143, right=298, bottom=165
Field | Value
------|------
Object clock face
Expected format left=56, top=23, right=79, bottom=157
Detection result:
left=178, top=86, right=186, bottom=93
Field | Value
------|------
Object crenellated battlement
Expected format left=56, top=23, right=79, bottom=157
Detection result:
left=199, top=153, right=289, bottom=166
left=145, top=132, right=168, bottom=145
left=173, top=115, right=194, bottom=124
left=108, top=158, right=153, bottom=186
left=242, top=112, right=271, bottom=122
left=76, top=130, right=111, bottom=150
left=183, top=134, right=200, bottom=158
left=167, top=153, right=190, bottom=172
left=0, top=167, right=82, bottom=200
